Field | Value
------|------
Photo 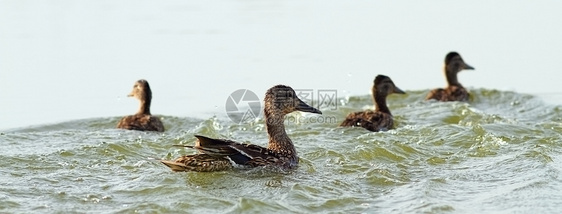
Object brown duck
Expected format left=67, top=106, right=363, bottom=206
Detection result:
left=116, top=79, right=164, bottom=132
left=161, top=85, right=322, bottom=172
left=425, top=52, right=475, bottom=102
left=340, top=75, right=405, bottom=132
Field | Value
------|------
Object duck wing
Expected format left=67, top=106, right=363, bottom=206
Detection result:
left=161, top=154, right=233, bottom=172
left=116, top=115, right=138, bottom=130
left=341, top=110, right=392, bottom=132
left=426, top=86, right=469, bottom=102
left=340, top=111, right=369, bottom=127
left=447, top=86, right=469, bottom=102
left=174, top=135, right=273, bottom=166
left=117, top=114, right=164, bottom=132
left=147, top=116, right=165, bottom=132
left=426, top=88, right=447, bottom=101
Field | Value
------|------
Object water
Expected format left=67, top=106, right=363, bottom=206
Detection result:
left=2, top=89, right=561, bottom=213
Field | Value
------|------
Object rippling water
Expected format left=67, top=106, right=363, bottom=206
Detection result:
left=1, top=89, right=561, bottom=213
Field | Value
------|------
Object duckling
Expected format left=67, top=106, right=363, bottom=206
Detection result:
left=426, top=52, right=475, bottom=102
left=161, top=85, right=322, bottom=172
left=116, top=79, right=164, bottom=132
left=340, top=75, right=405, bottom=132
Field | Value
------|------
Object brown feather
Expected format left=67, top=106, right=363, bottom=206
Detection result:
left=161, top=85, right=322, bottom=172
left=426, top=52, right=474, bottom=102
left=117, top=114, right=164, bottom=132
left=340, top=110, right=393, bottom=132
left=117, top=79, right=165, bottom=132
left=425, top=85, right=469, bottom=102
left=161, top=154, right=233, bottom=172
left=340, top=75, right=405, bottom=132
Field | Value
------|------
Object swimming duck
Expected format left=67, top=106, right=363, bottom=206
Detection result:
left=425, top=52, right=475, bottom=102
left=161, top=85, right=322, bottom=172
left=116, top=79, right=164, bottom=132
left=340, top=75, right=405, bottom=132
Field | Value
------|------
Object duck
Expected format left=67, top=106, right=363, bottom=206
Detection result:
left=116, top=79, right=165, bottom=132
left=161, top=85, right=322, bottom=172
left=425, top=52, right=475, bottom=102
left=340, top=75, right=405, bottom=132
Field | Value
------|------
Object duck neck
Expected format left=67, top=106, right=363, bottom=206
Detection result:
left=136, top=97, right=151, bottom=115
left=372, top=88, right=391, bottom=114
left=265, top=111, right=296, bottom=157
left=445, top=67, right=463, bottom=88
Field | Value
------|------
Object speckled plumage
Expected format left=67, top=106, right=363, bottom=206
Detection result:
left=116, top=79, right=164, bottom=132
left=161, top=85, right=322, bottom=172
left=340, top=75, right=405, bottom=132
left=426, top=52, right=475, bottom=102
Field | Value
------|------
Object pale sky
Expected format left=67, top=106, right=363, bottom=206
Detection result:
left=1, top=0, right=561, bottom=129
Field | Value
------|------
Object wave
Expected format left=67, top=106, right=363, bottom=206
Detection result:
left=1, top=89, right=561, bottom=213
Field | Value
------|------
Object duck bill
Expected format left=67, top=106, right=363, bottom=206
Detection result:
left=393, top=86, right=406, bottom=94
left=463, top=63, right=475, bottom=70
left=296, top=100, right=322, bottom=114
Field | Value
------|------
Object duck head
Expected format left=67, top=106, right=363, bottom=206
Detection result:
left=128, top=79, right=152, bottom=102
left=445, top=52, right=474, bottom=74
left=444, top=52, right=474, bottom=87
left=372, top=75, right=406, bottom=97
left=264, top=85, right=322, bottom=116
